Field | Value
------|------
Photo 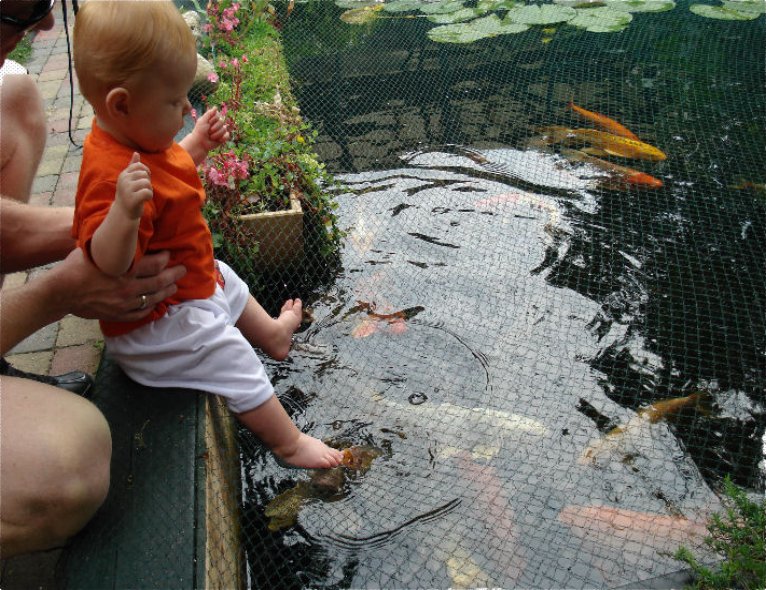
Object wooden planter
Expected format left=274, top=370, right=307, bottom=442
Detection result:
left=237, top=191, right=304, bottom=269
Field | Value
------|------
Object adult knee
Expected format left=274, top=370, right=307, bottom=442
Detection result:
left=30, top=403, right=112, bottom=545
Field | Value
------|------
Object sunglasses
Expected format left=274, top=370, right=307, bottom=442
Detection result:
left=0, top=0, right=56, bottom=29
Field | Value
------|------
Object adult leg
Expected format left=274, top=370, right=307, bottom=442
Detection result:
left=0, top=376, right=112, bottom=558
left=0, top=74, right=47, bottom=203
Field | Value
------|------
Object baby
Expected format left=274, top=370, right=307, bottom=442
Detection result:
left=72, top=0, right=342, bottom=469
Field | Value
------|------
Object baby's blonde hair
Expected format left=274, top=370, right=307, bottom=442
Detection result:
left=73, top=0, right=196, bottom=105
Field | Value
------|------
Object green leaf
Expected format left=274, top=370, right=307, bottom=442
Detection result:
left=477, top=0, right=520, bottom=10
left=384, top=0, right=425, bottom=12
left=335, top=0, right=381, bottom=8
left=689, top=2, right=762, bottom=18
left=505, top=4, right=578, bottom=24
left=428, top=13, right=529, bottom=42
left=721, top=0, right=766, bottom=15
left=419, top=0, right=467, bottom=15
left=568, top=6, right=633, bottom=30
left=604, top=0, right=676, bottom=12
left=427, top=7, right=482, bottom=22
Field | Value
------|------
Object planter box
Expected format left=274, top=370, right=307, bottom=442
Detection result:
left=237, top=192, right=303, bottom=269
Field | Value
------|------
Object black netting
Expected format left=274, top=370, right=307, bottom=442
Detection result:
left=186, top=1, right=764, bottom=588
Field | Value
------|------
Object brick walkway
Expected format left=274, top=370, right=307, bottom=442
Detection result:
left=1, top=5, right=101, bottom=588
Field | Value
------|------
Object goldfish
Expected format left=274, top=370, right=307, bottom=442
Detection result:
left=538, top=126, right=667, bottom=161
left=567, top=101, right=640, bottom=140
left=264, top=445, right=383, bottom=531
left=560, top=148, right=663, bottom=189
left=579, top=392, right=711, bottom=464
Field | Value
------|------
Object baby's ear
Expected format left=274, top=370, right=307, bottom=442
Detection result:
left=105, top=87, right=130, bottom=119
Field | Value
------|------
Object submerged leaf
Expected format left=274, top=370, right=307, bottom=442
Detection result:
left=568, top=6, right=633, bottom=30
left=505, top=4, right=578, bottom=24
left=340, top=4, right=385, bottom=24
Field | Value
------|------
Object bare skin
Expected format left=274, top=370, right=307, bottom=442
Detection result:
left=236, top=396, right=343, bottom=469
left=0, top=7, right=184, bottom=557
left=236, top=295, right=343, bottom=469
left=0, top=378, right=112, bottom=557
left=236, top=296, right=303, bottom=361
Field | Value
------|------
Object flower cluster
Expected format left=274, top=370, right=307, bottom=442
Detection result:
left=206, top=150, right=250, bottom=189
left=203, top=2, right=241, bottom=36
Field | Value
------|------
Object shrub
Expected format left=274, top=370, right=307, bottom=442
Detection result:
left=674, top=476, right=766, bottom=590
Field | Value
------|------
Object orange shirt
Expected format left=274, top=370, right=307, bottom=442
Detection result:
left=72, top=121, right=217, bottom=336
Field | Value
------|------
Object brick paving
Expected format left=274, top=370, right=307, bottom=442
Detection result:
left=1, top=4, right=100, bottom=588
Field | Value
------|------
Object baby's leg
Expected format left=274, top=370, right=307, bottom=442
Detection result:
left=236, top=395, right=343, bottom=469
left=236, top=295, right=302, bottom=361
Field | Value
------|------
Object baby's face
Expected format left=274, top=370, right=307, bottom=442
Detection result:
left=123, top=53, right=196, bottom=153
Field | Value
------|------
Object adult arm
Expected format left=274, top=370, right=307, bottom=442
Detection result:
left=0, top=248, right=186, bottom=355
left=0, top=199, right=76, bottom=273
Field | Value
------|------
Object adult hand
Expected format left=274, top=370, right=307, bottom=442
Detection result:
left=48, top=248, right=186, bottom=322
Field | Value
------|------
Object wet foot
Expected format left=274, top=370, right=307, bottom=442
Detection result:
left=274, top=433, right=344, bottom=469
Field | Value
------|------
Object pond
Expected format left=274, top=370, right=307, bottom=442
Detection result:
left=237, top=1, right=765, bottom=588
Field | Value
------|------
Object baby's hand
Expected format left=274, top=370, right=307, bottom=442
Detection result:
left=116, top=152, right=153, bottom=219
left=194, top=107, right=230, bottom=151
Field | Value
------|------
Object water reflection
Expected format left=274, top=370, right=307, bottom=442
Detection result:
left=241, top=3, right=765, bottom=587
left=239, top=147, right=755, bottom=589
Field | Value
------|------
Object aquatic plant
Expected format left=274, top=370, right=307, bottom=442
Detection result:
left=674, top=476, right=766, bottom=590
left=325, top=0, right=764, bottom=43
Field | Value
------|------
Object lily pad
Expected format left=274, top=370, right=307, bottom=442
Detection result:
left=428, top=13, right=530, bottom=42
left=383, top=0, right=423, bottom=11
left=419, top=0, right=468, bottom=14
left=427, top=7, right=482, bottom=22
left=568, top=6, right=633, bottom=30
left=689, top=2, right=762, bottom=18
left=477, top=0, right=521, bottom=10
left=604, top=0, right=676, bottom=12
left=720, top=0, right=766, bottom=15
left=505, top=4, right=578, bottom=24
left=335, top=0, right=381, bottom=8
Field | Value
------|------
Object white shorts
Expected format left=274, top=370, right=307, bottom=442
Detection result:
left=105, top=261, right=273, bottom=414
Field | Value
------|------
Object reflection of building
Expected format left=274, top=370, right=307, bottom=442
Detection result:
left=287, top=26, right=572, bottom=173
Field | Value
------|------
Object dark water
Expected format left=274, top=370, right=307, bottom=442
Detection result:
left=238, top=2, right=766, bottom=588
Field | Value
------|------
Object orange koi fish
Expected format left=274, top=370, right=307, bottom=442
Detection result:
left=560, top=148, right=663, bottom=189
left=350, top=301, right=425, bottom=339
left=567, top=101, right=640, bottom=140
left=538, top=126, right=667, bottom=161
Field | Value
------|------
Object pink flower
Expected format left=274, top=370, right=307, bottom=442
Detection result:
left=207, top=72, right=219, bottom=84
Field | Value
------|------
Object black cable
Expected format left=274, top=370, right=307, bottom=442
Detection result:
left=61, top=0, right=80, bottom=148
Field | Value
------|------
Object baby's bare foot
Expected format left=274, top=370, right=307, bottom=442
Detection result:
left=275, top=433, right=344, bottom=469
left=268, top=298, right=303, bottom=360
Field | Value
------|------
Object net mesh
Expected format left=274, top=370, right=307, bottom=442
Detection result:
left=119, top=0, right=766, bottom=588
